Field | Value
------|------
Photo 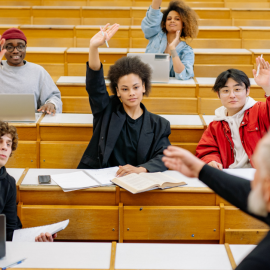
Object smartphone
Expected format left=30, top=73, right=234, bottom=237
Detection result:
left=38, top=175, right=51, bottom=184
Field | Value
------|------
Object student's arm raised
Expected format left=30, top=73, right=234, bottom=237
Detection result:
left=151, top=0, right=162, bottom=9
left=0, top=35, right=6, bottom=63
left=89, top=23, right=119, bottom=71
left=253, top=57, right=270, bottom=96
left=87, top=24, right=119, bottom=116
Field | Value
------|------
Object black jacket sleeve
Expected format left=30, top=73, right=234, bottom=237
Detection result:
left=199, top=164, right=270, bottom=225
left=139, top=121, right=171, bottom=172
left=86, top=62, right=110, bottom=116
left=3, top=178, right=22, bottom=241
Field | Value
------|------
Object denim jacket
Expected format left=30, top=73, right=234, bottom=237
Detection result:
left=141, top=5, right=194, bottom=80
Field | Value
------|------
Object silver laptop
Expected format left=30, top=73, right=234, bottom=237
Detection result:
left=0, top=94, right=36, bottom=122
left=0, top=215, right=5, bottom=258
left=127, top=53, right=170, bottom=83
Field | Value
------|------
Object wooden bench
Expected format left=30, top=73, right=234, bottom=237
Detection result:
left=0, top=6, right=32, bottom=24
left=32, top=6, right=81, bottom=25
left=82, top=6, right=131, bottom=25
left=24, top=47, right=67, bottom=78
left=240, top=27, right=270, bottom=49
left=75, top=25, right=129, bottom=48
left=66, top=47, right=127, bottom=76
left=20, top=25, right=75, bottom=47
left=250, top=49, right=270, bottom=65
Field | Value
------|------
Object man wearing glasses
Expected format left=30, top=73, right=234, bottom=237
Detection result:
left=0, top=28, right=62, bottom=115
left=196, top=60, right=270, bottom=169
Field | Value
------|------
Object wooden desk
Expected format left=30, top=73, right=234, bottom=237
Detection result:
left=24, top=47, right=67, bottom=77
left=193, top=49, right=253, bottom=77
left=115, top=243, right=232, bottom=270
left=66, top=47, right=127, bottom=76
left=75, top=25, right=129, bottom=48
left=6, top=114, right=42, bottom=168
left=20, top=25, right=75, bottom=47
left=17, top=168, right=269, bottom=243
left=0, top=6, right=31, bottom=24
left=32, top=6, right=81, bottom=25
left=0, top=242, right=112, bottom=269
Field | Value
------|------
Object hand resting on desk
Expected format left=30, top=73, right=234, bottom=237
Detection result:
left=116, top=165, right=147, bottom=177
left=37, top=103, right=56, bottom=116
left=35, top=232, right=57, bottom=242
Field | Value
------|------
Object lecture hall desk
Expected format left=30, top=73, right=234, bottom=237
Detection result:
left=0, top=242, right=255, bottom=270
left=57, top=76, right=199, bottom=114
left=16, top=168, right=269, bottom=242
left=38, top=113, right=204, bottom=169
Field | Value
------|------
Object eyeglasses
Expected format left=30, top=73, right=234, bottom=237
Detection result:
left=5, top=44, right=26, bottom=53
left=219, top=88, right=246, bottom=96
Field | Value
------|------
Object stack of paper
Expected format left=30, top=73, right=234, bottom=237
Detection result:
left=13, top=220, right=69, bottom=242
left=51, top=167, right=119, bottom=192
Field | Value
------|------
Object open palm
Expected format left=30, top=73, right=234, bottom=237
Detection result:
left=90, top=23, right=119, bottom=48
left=253, top=57, right=270, bottom=89
left=0, top=36, right=6, bottom=62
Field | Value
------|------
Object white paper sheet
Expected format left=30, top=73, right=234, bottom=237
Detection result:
left=84, top=167, right=119, bottom=185
left=51, top=171, right=99, bottom=191
left=12, top=220, right=69, bottom=242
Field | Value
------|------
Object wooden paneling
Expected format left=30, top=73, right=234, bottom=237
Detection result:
left=0, top=6, right=32, bottom=24
left=40, top=141, right=88, bottom=168
left=120, top=189, right=215, bottom=206
left=6, top=141, right=38, bottom=168
left=19, top=187, right=116, bottom=206
left=123, top=206, right=220, bottom=240
left=19, top=205, right=119, bottom=240
left=169, top=128, right=204, bottom=143
left=225, top=229, right=269, bottom=244
left=225, top=206, right=269, bottom=230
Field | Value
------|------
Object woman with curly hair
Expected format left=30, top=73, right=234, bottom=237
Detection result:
left=141, top=0, right=198, bottom=80
left=77, top=24, right=171, bottom=176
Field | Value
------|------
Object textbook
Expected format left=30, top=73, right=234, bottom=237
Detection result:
left=12, top=220, right=69, bottom=242
left=111, top=172, right=186, bottom=194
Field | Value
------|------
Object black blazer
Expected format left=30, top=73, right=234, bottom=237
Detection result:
left=77, top=63, right=171, bottom=172
left=199, top=165, right=270, bottom=270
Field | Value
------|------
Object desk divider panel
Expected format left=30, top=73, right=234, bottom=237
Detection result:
left=18, top=204, right=119, bottom=240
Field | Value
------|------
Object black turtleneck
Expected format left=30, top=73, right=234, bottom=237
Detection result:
left=0, top=166, right=22, bottom=241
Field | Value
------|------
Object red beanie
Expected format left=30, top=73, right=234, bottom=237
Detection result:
left=2, top=28, right=27, bottom=44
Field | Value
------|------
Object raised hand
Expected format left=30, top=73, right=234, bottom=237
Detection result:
left=0, top=35, right=6, bottom=62
left=90, top=23, right=120, bottom=48
left=253, top=57, right=270, bottom=95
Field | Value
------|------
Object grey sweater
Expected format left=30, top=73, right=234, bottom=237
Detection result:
left=0, top=60, right=62, bottom=113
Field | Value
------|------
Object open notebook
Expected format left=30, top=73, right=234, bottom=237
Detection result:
left=111, top=172, right=186, bottom=194
left=12, top=220, right=69, bottom=242
left=51, top=167, right=119, bottom=192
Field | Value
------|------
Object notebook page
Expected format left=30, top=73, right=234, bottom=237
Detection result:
left=117, top=173, right=156, bottom=190
left=51, top=171, right=98, bottom=190
left=84, top=167, right=119, bottom=185
left=12, top=220, right=69, bottom=242
left=142, top=172, right=180, bottom=185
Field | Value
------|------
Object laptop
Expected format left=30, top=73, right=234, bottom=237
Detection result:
left=127, top=53, right=170, bottom=83
left=0, top=214, right=6, bottom=258
left=0, top=94, right=36, bottom=122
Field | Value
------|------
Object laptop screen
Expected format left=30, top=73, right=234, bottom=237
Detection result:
left=0, top=214, right=6, bottom=258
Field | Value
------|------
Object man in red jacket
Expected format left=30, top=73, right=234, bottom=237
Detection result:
left=196, top=57, right=270, bottom=169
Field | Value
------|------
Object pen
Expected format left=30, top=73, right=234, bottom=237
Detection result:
left=2, top=258, right=27, bottom=270
left=100, top=26, right=109, bottom=48
left=256, top=54, right=263, bottom=77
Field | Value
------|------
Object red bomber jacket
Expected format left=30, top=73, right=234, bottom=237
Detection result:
left=196, top=96, right=270, bottom=168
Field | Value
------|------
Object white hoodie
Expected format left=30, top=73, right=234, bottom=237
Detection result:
left=214, top=97, right=257, bottom=168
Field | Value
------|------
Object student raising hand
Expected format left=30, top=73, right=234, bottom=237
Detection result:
left=253, top=57, right=270, bottom=96
left=0, top=35, right=6, bottom=62
left=89, top=23, right=119, bottom=70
